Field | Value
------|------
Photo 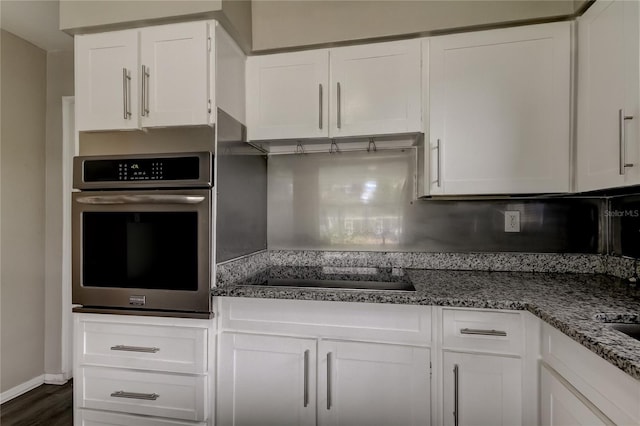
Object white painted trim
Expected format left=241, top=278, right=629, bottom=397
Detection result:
left=0, top=375, right=45, bottom=404
left=61, top=96, right=76, bottom=380
left=44, top=373, right=69, bottom=385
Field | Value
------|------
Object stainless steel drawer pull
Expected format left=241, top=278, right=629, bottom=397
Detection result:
left=110, top=391, right=159, bottom=401
left=460, top=328, right=507, bottom=337
left=433, top=139, right=442, bottom=187
left=453, top=364, right=459, bottom=426
left=327, top=352, right=333, bottom=410
left=319, top=84, right=323, bottom=130
left=303, top=349, right=310, bottom=407
left=110, top=345, right=160, bottom=353
left=619, top=109, right=634, bottom=175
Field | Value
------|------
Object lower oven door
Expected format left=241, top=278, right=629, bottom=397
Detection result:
left=72, top=189, right=212, bottom=314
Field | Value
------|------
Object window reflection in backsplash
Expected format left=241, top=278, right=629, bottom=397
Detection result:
left=267, top=149, right=601, bottom=253
left=268, top=150, right=413, bottom=250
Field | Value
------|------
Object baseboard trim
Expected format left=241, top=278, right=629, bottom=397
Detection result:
left=0, top=374, right=45, bottom=404
left=44, top=373, right=69, bottom=385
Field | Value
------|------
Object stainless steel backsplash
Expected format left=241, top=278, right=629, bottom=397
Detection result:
left=268, top=150, right=601, bottom=253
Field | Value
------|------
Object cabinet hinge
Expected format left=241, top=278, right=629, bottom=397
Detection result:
left=207, top=37, right=212, bottom=52
left=429, top=362, right=432, bottom=379
left=208, top=99, right=212, bottom=114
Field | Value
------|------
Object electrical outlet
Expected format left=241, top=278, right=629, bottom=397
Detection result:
left=504, top=210, right=520, bottom=233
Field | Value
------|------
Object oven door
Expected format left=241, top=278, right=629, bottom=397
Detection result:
left=72, top=189, right=212, bottom=314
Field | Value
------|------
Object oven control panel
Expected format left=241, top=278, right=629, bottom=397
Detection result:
left=74, top=152, right=212, bottom=189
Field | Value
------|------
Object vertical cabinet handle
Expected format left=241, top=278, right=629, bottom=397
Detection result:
left=619, top=109, right=634, bottom=175
left=327, top=352, right=333, bottom=410
left=433, top=139, right=442, bottom=187
left=453, top=364, right=459, bottom=426
left=319, top=84, right=323, bottom=130
left=337, top=82, right=342, bottom=129
left=122, top=68, right=131, bottom=119
left=303, top=349, right=309, bottom=407
left=141, top=65, right=150, bottom=117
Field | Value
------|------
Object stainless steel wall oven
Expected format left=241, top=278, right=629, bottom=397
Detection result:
left=72, top=152, right=214, bottom=317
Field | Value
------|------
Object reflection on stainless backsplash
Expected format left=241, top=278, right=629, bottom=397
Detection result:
left=268, top=150, right=600, bottom=253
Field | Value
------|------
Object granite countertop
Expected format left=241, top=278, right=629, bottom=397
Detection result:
left=211, top=266, right=640, bottom=380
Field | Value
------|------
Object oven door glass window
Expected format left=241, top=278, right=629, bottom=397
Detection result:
left=82, top=212, right=198, bottom=290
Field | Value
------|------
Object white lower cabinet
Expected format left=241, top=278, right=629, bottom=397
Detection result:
left=73, top=313, right=214, bottom=426
left=317, top=340, right=430, bottom=426
left=217, top=333, right=317, bottom=426
left=540, top=365, right=609, bottom=426
left=215, top=298, right=432, bottom=426
left=442, top=352, right=521, bottom=426
left=217, top=333, right=430, bottom=426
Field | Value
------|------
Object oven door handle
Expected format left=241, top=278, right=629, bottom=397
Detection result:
left=75, top=195, right=206, bottom=205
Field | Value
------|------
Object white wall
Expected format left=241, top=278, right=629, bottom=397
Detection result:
left=0, top=29, right=47, bottom=393
left=44, top=49, right=74, bottom=380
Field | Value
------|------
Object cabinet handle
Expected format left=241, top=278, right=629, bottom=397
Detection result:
left=110, top=344, right=160, bottom=353
left=337, top=82, right=342, bottom=129
left=141, top=65, right=150, bottom=117
left=122, top=68, right=131, bottom=119
left=303, top=349, right=310, bottom=407
left=453, top=364, right=459, bottom=426
left=110, top=391, right=159, bottom=401
left=433, top=139, right=442, bottom=187
left=460, top=328, right=507, bottom=337
left=319, top=84, right=323, bottom=129
left=327, top=351, right=333, bottom=410
left=619, top=109, right=634, bottom=175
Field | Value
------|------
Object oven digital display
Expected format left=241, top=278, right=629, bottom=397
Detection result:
left=83, top=156, right=200, bottom=182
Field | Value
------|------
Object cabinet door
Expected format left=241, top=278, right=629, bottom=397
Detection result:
left=75, top=30, right=139, bottom=131
left=318, top=340, right=430, bottom=426
left=576, top=0, right=640, bottom=191
left=140, top=22, right=211, bottom=127
left=540, top=365, right=611, bottom=426
left=329, top=40, right=422, bottom=137
left=247, top=50, right=329, bottom=140
left=429, top=22, right=570, bottom=195
left=443, top=352, right=521, bottom=426
left=217, top=333, right=316, bottom=426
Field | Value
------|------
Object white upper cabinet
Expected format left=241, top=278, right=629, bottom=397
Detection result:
left=246, top=39, right=422, bottom=141
left=139, top=22, right=211, bottom=128
left=75, top=30, right=140, bottom=131
left=329, top=40, right=422, bottom=137
left=76, top=21, right=216, bottom=132
left=426, top=22, right=571, bottom=195
left=247, top=50, right=329, bottom=140
left=576, top=0, right=640, bottom=191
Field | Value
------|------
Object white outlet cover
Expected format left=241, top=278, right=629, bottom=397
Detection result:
left=504, top=210, right=520, bottom=233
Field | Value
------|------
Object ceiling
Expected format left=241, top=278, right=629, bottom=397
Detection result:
left=1, top=0, right=73, bottom=51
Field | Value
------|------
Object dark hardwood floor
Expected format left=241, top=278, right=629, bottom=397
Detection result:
left=0, top=381, right=73, bottom=426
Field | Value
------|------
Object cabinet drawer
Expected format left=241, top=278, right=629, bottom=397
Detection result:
left=76, top=316, right=208, bottom=374
left=76, top=409, right=207, bottom=426
left=76, top=366, right=208, bottom=421
left=442, top=309, right=523, bottom=355
left=218, top=297, right=431, bottom=345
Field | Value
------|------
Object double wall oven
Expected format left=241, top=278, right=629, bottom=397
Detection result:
left=72, top=152, right=214, bottom=317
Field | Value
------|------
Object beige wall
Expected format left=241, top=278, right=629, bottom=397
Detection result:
left=44, top=50, right=74, bottom=378
left=1, top=30, right=47, bottom=393
left=251, top=0, right=576, bottom=52
left=59, top=0, right=252, bottom=52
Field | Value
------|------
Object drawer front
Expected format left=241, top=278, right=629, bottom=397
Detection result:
left=76, top=366, right=208, bottom=421
left=76, top=409, right=207, bottom=426
left=218, top=297, right=431, bottom=345
left=442, top=309, right=523, bottom=355
left=77, top=318, right=208, bottom=374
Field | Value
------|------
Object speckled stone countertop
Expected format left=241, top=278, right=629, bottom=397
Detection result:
left=211, top=267, right=640, bottom=381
